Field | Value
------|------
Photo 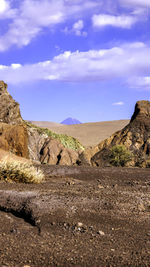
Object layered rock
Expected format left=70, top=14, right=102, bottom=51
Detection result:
left=91, top=101, right=150, bottom=167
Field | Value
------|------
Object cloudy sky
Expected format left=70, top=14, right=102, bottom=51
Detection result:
left=0, top=0, right=150, bottom=122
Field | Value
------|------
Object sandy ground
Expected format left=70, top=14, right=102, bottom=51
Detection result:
left=30, top=120, right=129, bottom=147
left=0, top=165, right=149, bottom=266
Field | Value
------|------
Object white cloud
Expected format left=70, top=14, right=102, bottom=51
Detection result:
left=112, top=102, right=124, bottom=106
left=0, top=0, right=99, bottom=51
left=72, top=20, right=86, bottom=36
left=11, top=63, right=22, bottom=69
left=119, top=0, right=150, bottom=16
left=0, top=0, right=149, bottom=51
left=92, top=14, right=137, bottom=29
left=120, top=0, right=150, bottom=8
left=128, top=76, right=150, bottom=91
left=0, top=0, right=16, bottom=19
left=73, top=20, right=84, bottom=31
left=0, top=0, right=8, bottom=13
left=64, top=19, right=87, bottom=37
left=0, top=42, right=150, bottom=88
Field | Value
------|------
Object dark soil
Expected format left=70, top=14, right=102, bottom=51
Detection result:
left=0, top=166, right=150, bottom=266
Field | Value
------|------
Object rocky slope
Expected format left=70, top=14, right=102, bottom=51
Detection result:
left=91, top=100, right=150, bottom=167
left=0, top=81, right=83, bottom=165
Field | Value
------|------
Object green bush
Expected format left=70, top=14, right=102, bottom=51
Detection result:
left=109, top=145, right=132, bottom=167
left=0, top=159, right=45, bottom=183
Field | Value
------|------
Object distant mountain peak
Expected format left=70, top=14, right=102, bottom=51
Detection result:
left=61, top=117, right=82, bottom=125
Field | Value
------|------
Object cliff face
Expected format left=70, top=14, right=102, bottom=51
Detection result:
left=91, top=101, right=150, bottom=167
left=0, top=81, right=23, bottom=125
left=0, top=81, right=29, bottom=158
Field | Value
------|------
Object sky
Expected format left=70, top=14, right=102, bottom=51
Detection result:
left=0, top=0, right=150, bottom=123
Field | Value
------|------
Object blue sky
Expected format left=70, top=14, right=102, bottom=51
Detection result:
left=0, top=0, right=150, bottom=123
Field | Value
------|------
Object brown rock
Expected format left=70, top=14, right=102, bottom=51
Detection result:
left=59, top=148, right=79, bottom=166
left=0, top=81, right=83, bottom=165
left=0, top=81, right=23, bottom=125
left=40, top=138, right=64, bottom=165
left=91, top=100, right=150, bottom=167
left=40, top=137, right=79, bottom=165
left=0, top=123, right=29, bottom=158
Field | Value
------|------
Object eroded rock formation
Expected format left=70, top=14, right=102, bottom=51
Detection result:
left=0, top=81, right=23, bottom=125
left=0, top=81, right=83, bottom=165
left=91, top=100, right=150, bottom=167
left=0, top=81, right=28, bottom=158
left=40, top=138, right=80, bottom=165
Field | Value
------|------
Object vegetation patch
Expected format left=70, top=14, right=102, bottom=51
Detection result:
left=25, top=121, right=84, bottom=151
left=0, top=159, right=44, bottom=183
left=109, top=145, right=132, bottom=167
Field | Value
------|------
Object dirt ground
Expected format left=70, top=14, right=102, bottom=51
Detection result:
left=0, top=165, right=150, bottom=266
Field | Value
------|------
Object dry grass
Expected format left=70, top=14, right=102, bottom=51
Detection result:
left=0, top=158, right=44, bottom=184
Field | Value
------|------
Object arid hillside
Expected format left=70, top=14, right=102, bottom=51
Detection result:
left=30, top=120, right=129, bottom=147
left=0, top=81, right=84, bottom=166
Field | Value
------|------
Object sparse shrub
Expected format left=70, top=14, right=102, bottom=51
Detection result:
left=25, top=121, right=84, bottom=151
left=0, top=159, right=44, bottom=183
left=109, top=145, right=132, bottom=167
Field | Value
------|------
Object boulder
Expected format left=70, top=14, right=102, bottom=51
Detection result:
left=40, top=137, right=80, bottom=165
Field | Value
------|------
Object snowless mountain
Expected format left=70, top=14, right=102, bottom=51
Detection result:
left=61, top=117, right=82, bottom=125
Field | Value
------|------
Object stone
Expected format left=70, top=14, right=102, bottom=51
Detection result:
left=40, top=137, right=80, bottom=166
left=138, top=203, right=146, bottom=212
left=97, top=230, right=105, bottom=236
left=77, top=222, right=83, bottom=227
left=98, top=185, right=104, bottom=189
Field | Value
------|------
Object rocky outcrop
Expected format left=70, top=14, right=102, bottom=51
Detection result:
left=0, top=81, right=85, bottom=165
left=0, top=123, right=29, bottom=158
left=40, top=137, right=80, bottom=165
left=0, top=81, right=23, bottom=125
left=0, top=81, right=28, bottom=157
left=91, top=101, right=150, bottom=167
left=27, top=126, right=47, bottom=162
